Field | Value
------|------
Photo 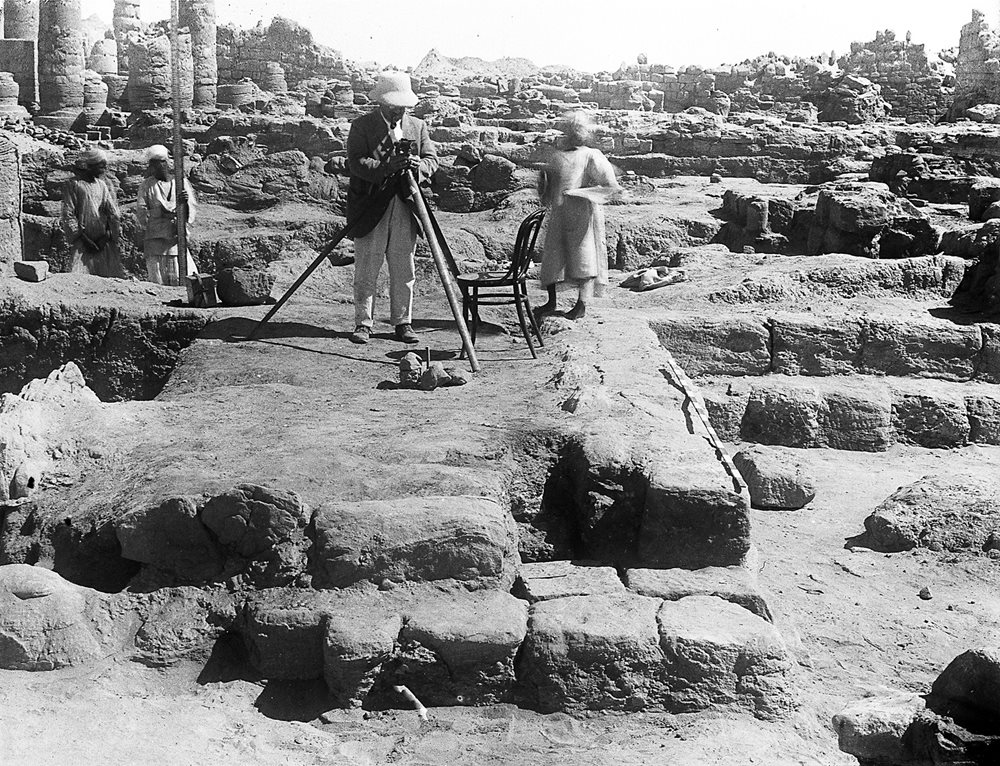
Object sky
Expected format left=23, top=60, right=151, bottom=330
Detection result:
left=78, top=1, right=998, bottom=72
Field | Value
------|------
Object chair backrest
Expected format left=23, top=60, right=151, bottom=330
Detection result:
left=508, top=209, right=545, bottom=282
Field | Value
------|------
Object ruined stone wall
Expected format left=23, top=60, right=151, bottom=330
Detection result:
left=0, top=136, right=22, bottom=269
left=37, top=0, right=86, bottom=124
left=179, top=0, right=216, bottom=108
left=839, top=29, right=951, bottom=123
left=0, top=39, right=36, bottom=104
left=4, top=0, right=37, bottom=40
left=952, top=9, right=1000, bottom=113
left=216, top=16, right=345, bottom=92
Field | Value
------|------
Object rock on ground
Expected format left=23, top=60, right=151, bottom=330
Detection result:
left=858, top=474, right=1000, bottom=553
left=733, top=445, right=816, bottom=510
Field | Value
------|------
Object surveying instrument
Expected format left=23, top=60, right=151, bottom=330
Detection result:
left=244, top=137, right=481, bottom=372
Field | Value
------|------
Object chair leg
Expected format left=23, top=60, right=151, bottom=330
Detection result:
left=513, top=286, right=537, bottom=359
left=470, top=286, right=480, bottom=346
left=523, top=287, right=544, bottom=347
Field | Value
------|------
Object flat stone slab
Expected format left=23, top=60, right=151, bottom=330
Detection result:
left=513, top=560, right=625, bottom=603
left=626, top=566, right=773, bottom=621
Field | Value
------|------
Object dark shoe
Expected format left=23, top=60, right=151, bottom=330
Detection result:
left=394, top=323, right=419, bottom=344
left=349, top=325, right=371, bottom=344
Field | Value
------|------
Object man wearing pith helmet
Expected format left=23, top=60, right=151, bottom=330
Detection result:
left=345, top=71, right=438, bottom=345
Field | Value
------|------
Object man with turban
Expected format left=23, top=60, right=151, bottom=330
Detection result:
left=60, top=148, right=123, bottom=277
left=136, top=144, right=198, bottom=286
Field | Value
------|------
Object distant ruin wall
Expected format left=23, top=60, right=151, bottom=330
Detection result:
left=216, top=17, right=345, bottom=91
left=112, top=0, right=141, bottom=75
left=952, top=9, right=1000, bottom=114
left=839, top=29, right=952, bottom=123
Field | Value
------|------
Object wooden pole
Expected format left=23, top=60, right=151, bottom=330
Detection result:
left=169, top=0, right=188, bottom=284
left=404, top=171, right=480, bottom=372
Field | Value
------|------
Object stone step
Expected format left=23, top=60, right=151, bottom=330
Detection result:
left=650, top=299, right=1000, bottom=385
left=702, top=374, right=1000, bottom=451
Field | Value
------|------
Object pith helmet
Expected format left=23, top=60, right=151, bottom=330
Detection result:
left=369, top=72, right=418, bottom=107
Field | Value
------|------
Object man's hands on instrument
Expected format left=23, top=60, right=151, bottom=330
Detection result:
left=388, top=153, right=421, bottom=174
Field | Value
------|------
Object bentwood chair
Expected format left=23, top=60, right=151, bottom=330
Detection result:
left=456, top=209, right=546, bottom=358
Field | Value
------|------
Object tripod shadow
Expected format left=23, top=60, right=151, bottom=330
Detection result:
left=202, top=316, right=340, bottom=342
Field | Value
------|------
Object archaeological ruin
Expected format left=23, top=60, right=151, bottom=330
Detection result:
left=2, top=3, right=1000, bottom=765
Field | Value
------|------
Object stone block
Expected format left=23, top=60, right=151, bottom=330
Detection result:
left=199, top=484, right=309, bottom=587
left=311, top=495, right=519, bottom=590
left=966, top=391, right=1000, bottom=444
left=820, top=382, right=894, bottom=451
left=394, top=591, right=528, bottom=705
left=116, top=496, right=225, bottom=583
left=639, top=462, right=751, bottom=568
left=741, top=381, right=824, bottom=447
left=657, top=596, right=794, bottom=720
left=891, top=386, right=971, bottom=448
left=930, top=649, right=1000, bottom=730
left=969, top=177, right=1000, bottom=222
left=833, top=693, right=927, bottom=765
left=626, top=566, right=772, bottom=621
left=977, top=324, right=1000, bottom=384
left=733, top=445, right=816, bottom=510
left=0, top=564, right=102, bottom=670
left=239, top=589, right=330, bottom=680
left=651, top=315, right=771, bottom=377
left=861, top=474, right=1000, bottom=553
left=771, top=315, right=862, bottom=376
left=859, top=318, right=980, bottom=381
left=323, top=597, right=402, bottom=707
left=513, top=560, right=625, bottom=603
left=519, top=594, right=663, bottom=712
left=702, top=387, right=747, bottom=442
left=14, top=261, right=47, bottom=282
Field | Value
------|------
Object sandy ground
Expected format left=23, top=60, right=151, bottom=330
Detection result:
left=2, top=188, right=998, bottom=764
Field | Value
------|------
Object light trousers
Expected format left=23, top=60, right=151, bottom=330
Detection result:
left=353, top=196, right=418, bottom=328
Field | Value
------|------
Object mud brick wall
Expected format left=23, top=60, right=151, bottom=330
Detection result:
left=216, top=18, right=345, bottom=92
left=0, top=137, right=22, bottom=269
left=953, top=9, right=1000, bottom=111
left=838, top=29, right=951, bottom=122
left=37, top=0, right=85, bottom=115
left=4, top=0, right=38, bottom=40
left=0, top=39, right=36, bottom=105
left=179, top=0, right=217, bottom=108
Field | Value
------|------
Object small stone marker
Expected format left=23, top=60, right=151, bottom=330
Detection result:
left=14, top=261, right=49, bottom=282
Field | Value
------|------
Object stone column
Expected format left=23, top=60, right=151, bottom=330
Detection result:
left=82, top=68, right=108, bottom=122
left=179, top=0, right=216, bottom=108
left=127, top=31, right=192, bottom=111
left=0, top=71, right=28, bottom=119
left=261, top=61, right=287, bottom=93
left=36, top=0, right=85, bottom=128
left=87, top=37, right=118, bottom=75
left=4, top=0, right=38, bottom=40
left=112, top=0, right=140, bottom=75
